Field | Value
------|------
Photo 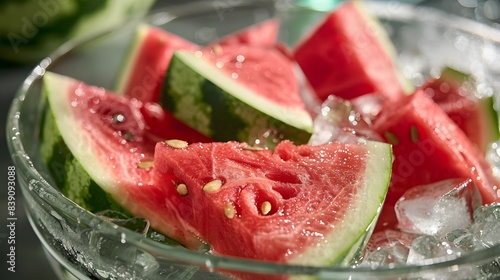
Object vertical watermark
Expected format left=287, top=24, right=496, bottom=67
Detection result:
left=6, top=166, right=16, bottom=273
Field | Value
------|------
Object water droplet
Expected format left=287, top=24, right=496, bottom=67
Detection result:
left=236, top=54, right=245, bottom=62
left=120, top=233, right=126, bottom=244
left=205, top=259, right=214, bottom=272
left=250, top=128, right=284, bottom=149
left=33, top=65, right=45, bottom=76
left=113, top=113, right=125, bottom=124
left=454, top=35, right=469, bottom=51
left=50, top=210, right=63, bottom=221
left=95, top=269, right=110, bottom=278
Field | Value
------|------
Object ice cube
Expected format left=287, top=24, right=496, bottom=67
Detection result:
left=445, top=228, right=476, bottom=252
left=473, top=203, right=500, bottom=223
left=350, top=94, right=385, bottom=123
left=395, top=178, right=482, bottom=237
left=366, top=229, right=416, bottom=252
left=111, top=217, right=150, bottom=235
left=96, top=210, right=150, bottom=235
left=479, top=259, right=500, bottom=280
left=309, top=95, right=382, bottom=145
left=361, top=245, right=409, bottom=269
left=361, top=230, right=416, bottom=268
left=471, top=220, right=500, bottom=249
left=406, top=235, right=461, bottom=265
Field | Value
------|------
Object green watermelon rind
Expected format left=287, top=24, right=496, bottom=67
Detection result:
left=40, top=72, right=123, bottom=197
left=161, top=50, right=314, bottom=146
left=40, top=107, right=127, bottom=214
left=39, top=108, right=183, bottom=247
left=480, top=96, right=500, bottom=151
left=290, top=141, right=392, bottom=267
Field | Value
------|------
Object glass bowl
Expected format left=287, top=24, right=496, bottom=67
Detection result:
left=7, top=0, right=500, bottom=279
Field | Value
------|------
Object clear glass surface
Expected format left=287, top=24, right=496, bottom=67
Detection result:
left=6, top=0, right=500, bottom=279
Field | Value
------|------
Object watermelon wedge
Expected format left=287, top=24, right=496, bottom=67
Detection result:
left=40, top=72, right=202, bottom=249
left=115, top=19, right=281, bottom=103
left=373, top=89, right=500, bottom=231
left=161, top=47, right=313, bottom=146
left=153, top=139, right=392, bottom=266
left=422, top=67, right=499, bottom=155
left=114, top=24, right=198, bottom=102
left=293, top=1, right=413, bottom=102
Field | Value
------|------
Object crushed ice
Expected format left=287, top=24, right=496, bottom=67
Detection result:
left=309, top=95, right=382, bottom=145
left=361, top=178, right=500, bottom=277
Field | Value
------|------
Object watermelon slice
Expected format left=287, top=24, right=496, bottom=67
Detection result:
left=115, top=19, right=280, bottom=103
left=161, top=47, right=313, bottom=146
left=40, top=72, right=203, bottom=249
left=214, top=19, right=279, bottom=47
left=292, top=1, right=413, bottom=102
left=40, top=71, right=392, bottom=269
left=422, top=67, right=499, bottom=155
left=153, top=139, right=392, bottom=266
left=115, top=24, right=198, bottom=102
left=373, top=89, right=500, bottom=231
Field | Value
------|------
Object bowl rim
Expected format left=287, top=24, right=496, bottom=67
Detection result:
left=6, top=0, right=500, bottom=277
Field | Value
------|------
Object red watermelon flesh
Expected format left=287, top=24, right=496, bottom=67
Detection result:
left=116, top=24, right=198, bottom=103
left=200, top=44, right=304, bottom=109
left=153, top=139, right=391, bottom=265
left=139, top=101, right=212, bottom=143
left=373, top=89, right=500, bottom=231
left=292, top=1, right=412, bottom=102
left=42, top=72, right=202, bottom=249
left=214, top=19, right=279, bottom=47
left=421, top=68, right=499, bottom=155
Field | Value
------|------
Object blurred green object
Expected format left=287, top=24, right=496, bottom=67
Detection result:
left=0, top=0, right=155, bottom=65
left=295, top=0, right=424, bottom=11
left=295, top=0, right=344, bottom=11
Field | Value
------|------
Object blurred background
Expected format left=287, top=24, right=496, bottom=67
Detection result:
left=0, top=0, right=499, bottom=279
